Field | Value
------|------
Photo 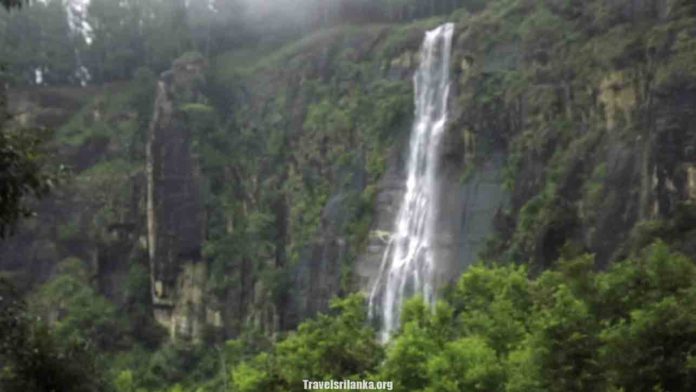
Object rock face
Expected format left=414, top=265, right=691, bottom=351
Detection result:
left=355, top=26, right=509, bottom=310
left=354, top=147, right=408, bottom=294
left=360, top=1, right=696, bottom=314
left=146, top=54, right=210, bottom=341
left=355, top=92, right=509, bottom=304
left=456, top=154, right=508, bottom=265
left=210, top=25, right=428, bottom=334
left=0, top=84, right=143, bottom=294
left=446, top=0, right=696, bottom=270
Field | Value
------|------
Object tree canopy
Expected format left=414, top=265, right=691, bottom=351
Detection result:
left=229, top=243, right=696, bottom=392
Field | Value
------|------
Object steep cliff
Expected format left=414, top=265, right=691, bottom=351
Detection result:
left=202, top=25, right=420, bottom=334
left=221, top=0, right=696, bottom=323
left=146, top=53, right=214, bottom=341
left=446, top=0, right=696, bottom=270
left=1, top=83, right=147, bottom=293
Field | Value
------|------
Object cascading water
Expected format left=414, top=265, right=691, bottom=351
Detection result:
left=368, top=23, right=455, bottom=342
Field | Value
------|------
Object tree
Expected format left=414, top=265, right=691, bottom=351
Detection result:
left=231, top=294, right=383, bottom=391
left=0, top=0, right=79, bottom=85
left=31, top=258, right=129, bottom=351
left=0, top=5, right=54, bottom=237
left=426, top=336, right=504, bottom=392
left=596, top=244, right=696, bottom=391
left=84, top=0, right=193, bottom=82
left=379, top=298, right=443, bottom=391
left=0, top=122, right=50, bottom=237
left=0, top=3, right=100, bottom=389
left=0, top=0, right=58, bottom=237
left=0, top=279, right=110, bottom=392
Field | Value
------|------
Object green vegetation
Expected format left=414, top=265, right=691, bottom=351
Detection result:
left=0, top=278, right=110, bottom=391
left=2, top=0, right=696, bottom=391
left=227, top=243, right=696, bottom=392
left=8, top=241, right=696, bottom=391
left=199, top=24, right=416, bottom=312
left=231, top=295, right=382, bottom=392
left=0, top=123, right=53, bottom=236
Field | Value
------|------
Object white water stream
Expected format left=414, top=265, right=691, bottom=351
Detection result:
left=368, top=23, right=455, bottom=341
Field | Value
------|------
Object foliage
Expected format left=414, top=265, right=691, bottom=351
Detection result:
left=218, top=243, right=696, bottom=392
left=199, top=22, right=416, bottom=322
left=30, top=258, right=128, bottom=351
left=0, top=279, right=109, bottom=392
left=0, top=0, right=80, bottom=84
left=0, top=125, right=52, bottom=236
left=7, top=242, right=694, bottom=392
left=231, top=294, right=383, bottom=391
left=655, top=27, right=696, bottom=89
left=3, top=2, right=696, bottom=392
left=0, top=0, right=61, bottom=235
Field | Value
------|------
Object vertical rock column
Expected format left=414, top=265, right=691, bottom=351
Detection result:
left=146, top=54, right=208, bottom=341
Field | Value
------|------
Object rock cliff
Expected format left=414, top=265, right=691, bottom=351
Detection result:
left=146, top=54, right=211, bottom=341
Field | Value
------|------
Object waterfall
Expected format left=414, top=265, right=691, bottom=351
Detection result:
left=368, top=22, right=455, bottom=342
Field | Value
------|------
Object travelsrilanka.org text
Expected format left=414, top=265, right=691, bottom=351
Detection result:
left=303, top=379, right=394, bottom=390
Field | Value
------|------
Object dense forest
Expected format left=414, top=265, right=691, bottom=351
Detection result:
left=1, top=0, right=696, bottom=391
